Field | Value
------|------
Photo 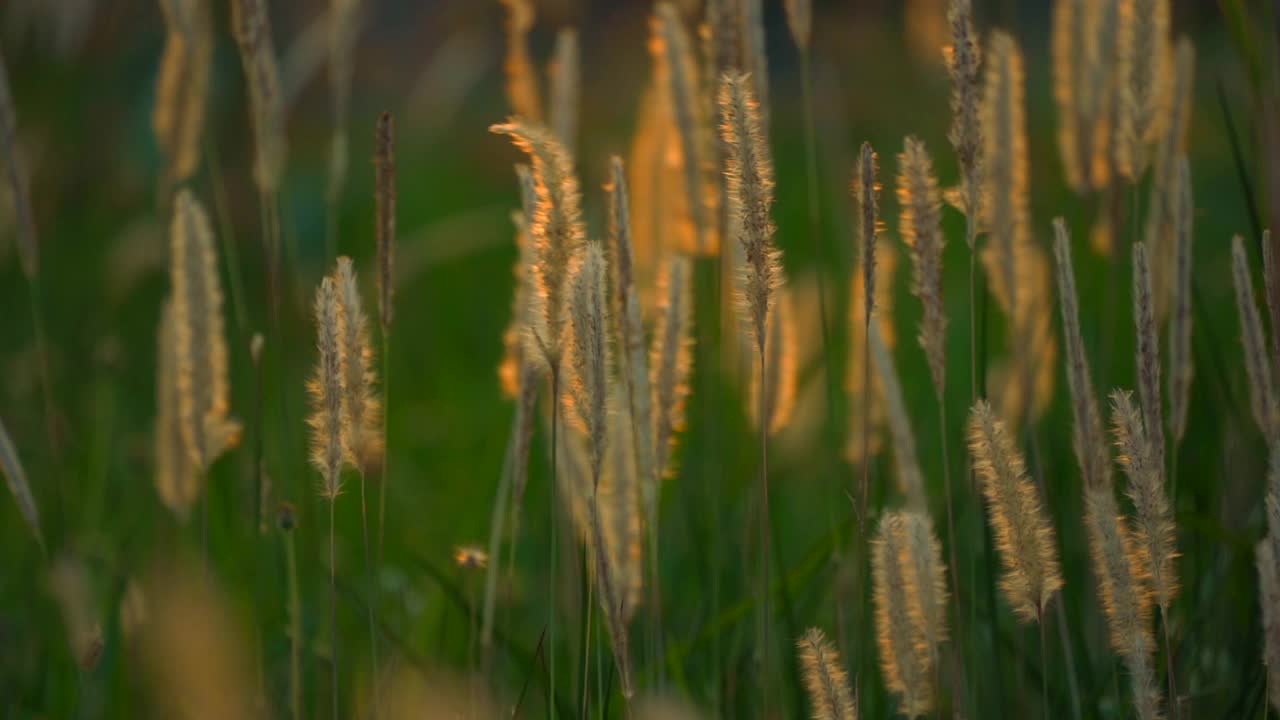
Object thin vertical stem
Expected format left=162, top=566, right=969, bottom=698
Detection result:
left=329, top=498, right=339, bottom=720
left=482, top=407, right=519, bottom=674
left=285, top=528, right=302, bottom=720
left=758, top=345, right=771, bottom=717
left=938, top=390, right=962, bottom=695
left=204, top=134, right=249, bottom=337
left=378, top=334, right=390, bottom=569
left=359, top=471, right=380, bottom=717
left=26, top=274, right=62, bottom=531
left=1163, top=609, right=1179, bottom=720
left=580, top=549, right=594, bottom=720
left=550, top=367, right=561, bottom=720
left=1040, top=609, right=1049, bottom=720
left=799, top=49, right=836, bottom=444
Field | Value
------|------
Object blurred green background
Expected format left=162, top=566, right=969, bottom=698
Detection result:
left=0, top=0, right=1276, bottom=717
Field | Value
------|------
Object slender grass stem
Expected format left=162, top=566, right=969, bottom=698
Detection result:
left=758, top=345, right=771, bottom=716
left=26, top=274, right=62, bottom=532
left=579, top=554, right=594, bottom=720
left=550, top=367, right=561, bottom=720
left=378, top=333, right=390, bottom=569
left=937, top=390, right=962, bottom=694
left=1040, top=607, right=1049, bottom=720
left=284, top=525, right=302, bottom=720
left=799, top=49, right=836, bottom=446
left=1163, top=607, right=1179, bottom=720
left=204, top=135, right=249, bottom=338
left=482, top=405, right=519, bottom=674
left=329, top=498, right=339, bottom=720
left=359, top=471, right=380, bottom=717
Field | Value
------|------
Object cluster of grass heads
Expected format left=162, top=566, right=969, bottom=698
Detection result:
left=1, top=0, right=1280, bottom=718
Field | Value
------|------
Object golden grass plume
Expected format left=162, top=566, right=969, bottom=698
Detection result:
left=873, top=511, right=933, bottom=716
left=308, top=275, right=346, bottom=499
left=1110, top=389, right=1178, bottom=612
left=169, top=189, right=239, bottom=473
left=230, top=0, right=287, bottom=194
left=490, top=119, right=586, bottom=372
left=944, top=0, right=982, bottom=236
left=718, top=71, right=782, bottom=354
left=154, top=300, right=199, bottom=522
left=897, top=135, right=946, bottom=398
left=154, top=0, right=212, bottom=184
left=967, top=399, right=1065, bottom=621
left=1052, top=218, right=1109, bottom=491
left=334, top=257, right=383, bottom=474
left=651, top=253, right=695, bottom=480
left=796, top=627, right=858, bottom=720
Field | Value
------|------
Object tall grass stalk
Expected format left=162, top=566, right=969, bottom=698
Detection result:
left=328, top=498, right=338, bottom=720
left=358, top=469, right=379, bottom=717
left=549, top=367, right=561, bottom=720
left=282, top=510, right=302, bottom=720
left=797, top=40, right=836, bottom=456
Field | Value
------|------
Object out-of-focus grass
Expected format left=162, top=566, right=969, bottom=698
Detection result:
left=0, top=1, right=1274, bottom=718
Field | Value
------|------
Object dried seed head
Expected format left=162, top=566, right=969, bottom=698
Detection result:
left=1083, top=482, right=1162, bottom=720
left=375, top=111, right=396, bottom=332
left=945, top=0, right=982, bottom=237
left=567, top=243, right=612, bottom=482
left=1232, top=234, right=1280, bottom=443
left=651, top=254, right=695, bottom=479
left=1166, top=156, right=1194, bottom=445
left=1116, top=0, right=1170, bottom=181
left=795, top=627, right=857, bottom=720
left=154, top=0, right=212, bottom=184
left=491, top=120, right=586, bottom=372
left=897, top=136, right=946, bottom=398
left=333, top=257, right=382, bottom=474
left=307, top=276, right=346, bottom=499
left=1052, top=219, right=1110, bottom=491
left=170, top=189, right=239, bottom=472
left=1110, top=389, right=1178, bottom=611
left=854, top=142, right=880, bottom=330
left=873, top=512, right=933, bottom=716
left=718, top=71, right=782, bottom=354
left=967, top=400, right=1065, bottom=621
left=499, top=0, right=542, bottom=121
left=230, top=0, right=287, bottom=193
left=903, top=511, right=950, bottom=654
left=154, top=301, right=199, bottom=522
